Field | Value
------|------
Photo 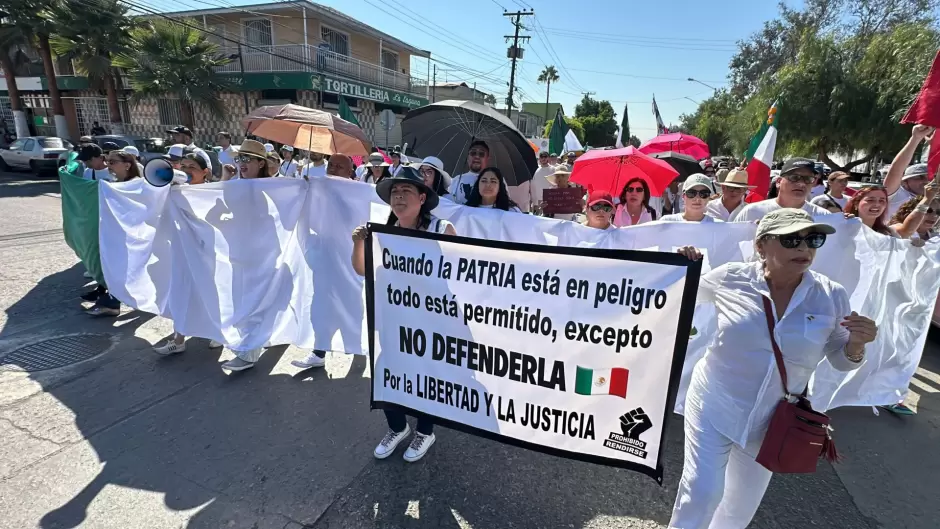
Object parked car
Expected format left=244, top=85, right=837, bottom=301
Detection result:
left=0, top=136, right=73, bottom=176
left=57, top=134, right=167, bottom=171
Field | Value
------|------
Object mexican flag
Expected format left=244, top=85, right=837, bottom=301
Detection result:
left=743, top=101, right=778, bottom=203
left=575, top=366, right=628, bottom=398
left=615, top=103, right=630, bottom=148
left=548, top=106, right=569, bottom=156
left=338, top=95, right=360, bottom=126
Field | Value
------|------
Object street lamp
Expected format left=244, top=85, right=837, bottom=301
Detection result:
left=687, top=77, right=718, bottom=91
left=683, top=96, right=700, bottom=105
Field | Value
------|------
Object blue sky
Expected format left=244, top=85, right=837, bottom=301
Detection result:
left=149, top=0, right=795, bottom=141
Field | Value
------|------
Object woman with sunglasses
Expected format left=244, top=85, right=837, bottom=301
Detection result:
left=417, top=156, right=452, bottom=200
left=614, top=177, right=658, bottom=227
left=465, top=167, right=521, bottom=212
left=661, top=174, right=719, bottom=223
left=733, top=158, right=830, bottom=222
left=843, top=185, right=895, bottom=236
left=234, top=140, right=273, bottom=180
left=106, top=150, right=142, bottom=182
left=582, top=191, right=617, bottom=230
left=670, top=208, right=877, bottom=528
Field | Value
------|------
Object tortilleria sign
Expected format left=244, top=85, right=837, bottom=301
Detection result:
left=322, top=75, right=428, bottom=109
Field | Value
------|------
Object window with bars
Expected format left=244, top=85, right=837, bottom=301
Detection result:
left=321, top=26, right=349, bottom=56
left=244, top=19, right=272, bottom=46
left=157, top=99, right=183, bottom=126
left=381, top=50, right=399, bottom=71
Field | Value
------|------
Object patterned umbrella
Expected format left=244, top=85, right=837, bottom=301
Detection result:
left=241, top=104, right=371, bottom=156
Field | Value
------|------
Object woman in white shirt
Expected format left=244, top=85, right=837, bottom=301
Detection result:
left=581, top=191, right=617, bottom=230
left=350, top=166, right=455, bottom=464
left=669, top=208, right=877, bottom=529
left=613, top=177, right=657, bottom=227
left=465, top=167, right=522, bottom=212
left=278, top=145, right=299, bottom=178
left=661, top=174, right=719, bottom=223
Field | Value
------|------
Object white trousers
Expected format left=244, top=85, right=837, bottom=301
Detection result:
left=234, top=348, right=265, bottom=362
left=669, top=401, right=773, bottom=529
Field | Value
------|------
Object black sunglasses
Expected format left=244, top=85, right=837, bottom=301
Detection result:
left=684, top=189, right=711, bottom=199
left=539, top=153, right=549, bottom=158
left=783, top=173, right=816, bottom=184
left=766, top=232, right=827, bottom=249
left=236, top=155, right=262, bottom=163
left=624, top=186, right=645, bottom=193
left=590, top=203, right=613, bottom=212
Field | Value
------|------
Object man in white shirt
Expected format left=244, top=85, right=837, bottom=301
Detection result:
left=77, top=144, right=113, bottom=181
left=732, top=157, right=830, bottom=222
left=216, top=131, right=239, bottom=167
left=526, top=151, right=555, bottom=212
left=706, top=168, right=753, bottom=221
left=449, top=140, right=490, bottom=204
left=299, top=151, right=328, bottom=178
left=166, top=126, right=213, bottom=173
left=278, top=145, right=300, bottom=178
left=884, top=124, right=934, bottom=217
left=810, top=170, right=850, bottom=211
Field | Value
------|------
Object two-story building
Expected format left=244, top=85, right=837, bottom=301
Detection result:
left=1, top=1, right=431, bottom=148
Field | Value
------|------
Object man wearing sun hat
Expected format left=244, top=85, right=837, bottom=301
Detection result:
left=706, top=168, right=755, bottom=221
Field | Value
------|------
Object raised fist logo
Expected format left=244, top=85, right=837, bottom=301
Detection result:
left=619, top=407, right=652, bottom=440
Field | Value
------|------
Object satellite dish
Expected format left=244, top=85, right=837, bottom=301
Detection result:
left=144, top=158, right=190, bottom=187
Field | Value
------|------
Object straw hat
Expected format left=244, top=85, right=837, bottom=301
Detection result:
left=363, top=152, right=390, bottom=168
left=376, top=165, right=439, bottom=210
left=720, top=168, right=756, bottom=189
left=238, top=140, right=268, bottom=160
left=546, top=164, right=573, bottom=186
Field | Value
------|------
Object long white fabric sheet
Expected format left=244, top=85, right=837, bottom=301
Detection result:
left=99, top=176, right=940, bottom=411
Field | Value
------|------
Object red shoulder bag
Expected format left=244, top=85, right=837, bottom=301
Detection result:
left=755, top=296, right=839, bottom=473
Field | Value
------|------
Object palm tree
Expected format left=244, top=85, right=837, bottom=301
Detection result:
left=0, top=18, right=29, bottom=138
left=537, top=65, right=560, bottom=122
left=112, top=19, right=234, bottom=128
left=0, top=0, right=69, bottom=139
left=51, top=0, right=135, bottom=134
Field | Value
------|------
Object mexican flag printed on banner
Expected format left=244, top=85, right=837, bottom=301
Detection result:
left=743, top=101, right=778, bottom=203
left=575, top=366, right=628, bottom=398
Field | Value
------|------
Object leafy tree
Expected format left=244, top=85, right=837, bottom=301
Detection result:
left=543, top=116, right=584, bottom=144
left=0, top=0, right=68, bottom=138
left=537, top=65, right=559, bottom=121
left=0, top=17, right=29, bottom=137
left=482, top=93, right=497, bottom=106
left=574, top=95, right=617, bottom=147
left=113, top=19, right=234, bottom=127
left=51, top=0, right=136, bottom=134
left=627, top=135, right=641, bottom=148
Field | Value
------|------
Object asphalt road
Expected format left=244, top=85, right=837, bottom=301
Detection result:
left=0, top=169, right=936, bottom=528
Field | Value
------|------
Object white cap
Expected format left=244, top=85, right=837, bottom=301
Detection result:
left=264, top=143, right=275, bottom=153
left=121, top=145, right=140, bottom=157
left=167, top=144, right=186, bottom=161
left=280, top=145, right=293, bottom=152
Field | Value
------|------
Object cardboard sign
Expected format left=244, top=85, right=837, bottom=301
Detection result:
left=543, top=187, right=584, bottom=215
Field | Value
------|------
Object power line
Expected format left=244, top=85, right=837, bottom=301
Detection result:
left=530, top=16, right=588, bottom=94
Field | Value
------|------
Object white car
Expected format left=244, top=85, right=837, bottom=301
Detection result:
left=0, top=136, right=73, bottom=175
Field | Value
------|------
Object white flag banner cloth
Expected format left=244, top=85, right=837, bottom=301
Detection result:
left=98, top=177, right=940, bottom=411
left=368, top=224, right=700, bottom=481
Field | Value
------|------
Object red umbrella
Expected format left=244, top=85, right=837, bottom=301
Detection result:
left=570, top=146, right=679, bottom=197
left=638, top=133, right=711, bottom=160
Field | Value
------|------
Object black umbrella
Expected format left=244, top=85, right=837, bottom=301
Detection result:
left=648, top=151, right=702, bottom=180
left=401, top=100, right=537, bottom=186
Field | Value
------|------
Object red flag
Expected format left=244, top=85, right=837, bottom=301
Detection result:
left=901, top=50, right=940, bottom=127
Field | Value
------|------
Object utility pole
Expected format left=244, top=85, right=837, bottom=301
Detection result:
left=504, top=9, right=534, bottom=118
left=432, top=63, right=437, bottom=103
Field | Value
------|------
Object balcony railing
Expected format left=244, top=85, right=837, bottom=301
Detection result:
left=216, top=44, right=428, bottom=96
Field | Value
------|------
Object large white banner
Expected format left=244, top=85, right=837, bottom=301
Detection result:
left=98, top=176, right=940, bottom=414
left=367, top=224, right=701, bottom=481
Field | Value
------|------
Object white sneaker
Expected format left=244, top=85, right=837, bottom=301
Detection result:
left=154, top=341, right=186, bottom=356
left=373, top=425, right=411, bottom=460
left=221, top=357, right=256, bottom=372
left=290, top=351, right=326, bottom=370
left=208, top=339, right=223, bottom=349
left=403, top=432, right=436, bottom=462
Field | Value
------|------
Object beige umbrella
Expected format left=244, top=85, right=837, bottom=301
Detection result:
left=241, top=104, right=371, bottom=156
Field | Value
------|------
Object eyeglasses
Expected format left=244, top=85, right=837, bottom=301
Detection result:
left=420, top=167, right=436, bottom=175
left=468, top=150, right=487, bottom=157
left=236, top=155, right=261, bottom=163
left=539, top=154, right=549, bottom=158
left=684, top=189, right=711, bottom=199
left=590, top=203, right=613, bottom=212
left=782, top=173, right=816, bottom=185
left=765, top=232, right=827, bottom=249
left=624, top=186, right=644, bottom=193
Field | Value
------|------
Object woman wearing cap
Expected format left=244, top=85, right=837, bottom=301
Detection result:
left=153, top=153, right=223, bottom=356
left=417, top=156, right=451, bottom=200
left=466, top=167, right=521, bottom=212
left=843, top=186, right=895, bottom=236
left=279, top=145, right=299, bottom=178
left=582, top=191, right=617, bottom=230
left=350, top=166, right=455, bottom=462
left=670, top=208, right=877, bottom=529
left=810, top=171, right=851, bottom=211
left=234, top=140, right=272, bottom=180
left=661, top=174, right=719, bottom=223
left=706, top=169, right=753, bottom=221
left=614, top=177, right=658, bottom=227
left=360, top=152, right=392, bottom=184
left=106, top=150, right=142, bottom=182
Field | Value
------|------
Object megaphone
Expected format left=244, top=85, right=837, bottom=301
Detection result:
left=144, top=158, right=190, bottom=187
